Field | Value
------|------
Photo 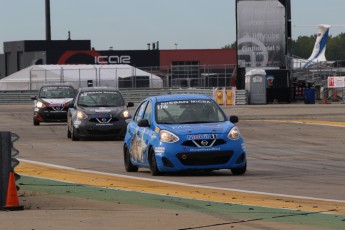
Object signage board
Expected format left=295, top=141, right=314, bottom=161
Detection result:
left=328, top=76, right=345, bottom=88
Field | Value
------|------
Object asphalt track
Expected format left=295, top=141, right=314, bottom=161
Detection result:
left=1, top=103, right=345, bottom=229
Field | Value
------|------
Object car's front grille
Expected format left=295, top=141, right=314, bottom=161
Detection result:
left=46, top=106, right=67, bottom=112
left=176, top=151, right=233, bottom=166
left=182, top=139, right=226, bottom=147
left=86, top=128, right=124, bottom=135
left=49, top=104, right=65, bottom=111
left=89, top=116, right=119, bottom=123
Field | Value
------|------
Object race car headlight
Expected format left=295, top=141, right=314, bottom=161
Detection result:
left=121, top=110, right=130, bottom=119
left=36, top=101, right=46, bottom=109
left=76, top=111, right=88, bottom=120
left=228, top=126, right=241, bottom=140
left=160, top=130, right=179, bottom=143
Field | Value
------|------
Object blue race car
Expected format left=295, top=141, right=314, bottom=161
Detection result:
left=123, top=94, right=247, bottom=176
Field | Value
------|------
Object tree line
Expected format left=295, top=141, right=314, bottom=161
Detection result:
left=224, top=33, right=345, bottom=61
left=292, top=33, right=345, bottom=61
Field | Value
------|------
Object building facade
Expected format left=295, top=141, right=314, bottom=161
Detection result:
left=0, top=40, right=236, bottom=89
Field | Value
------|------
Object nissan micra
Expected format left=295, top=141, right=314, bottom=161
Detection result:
left=67, top=87, right=134, bottom=141
left=123, top=94, right=247, bottom=176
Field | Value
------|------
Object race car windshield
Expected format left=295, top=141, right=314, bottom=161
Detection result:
left=77, top=91, right=125, bottom=107
left=39, top=87, right=75, bottom=99
left=156, top=100, right=227, bottom=124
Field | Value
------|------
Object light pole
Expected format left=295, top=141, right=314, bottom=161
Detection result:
left=45, top=0, right=51, bottom=41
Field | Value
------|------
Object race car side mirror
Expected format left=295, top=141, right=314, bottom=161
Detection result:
left=229, top=115, right=239, bottom=123
left=31, top=96, right=37, bottom=100
left=67, top=100, right=74, bottom=108
left=138, top=119, right=150, bottom=127
left=127, top=102, right=134, bottom=107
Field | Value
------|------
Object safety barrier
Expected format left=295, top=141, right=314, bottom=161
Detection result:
left=213, top=87, right=247, bottom=105
left=0, top=88, right=214, bottom=104
left=0, top=132, right=23, bottom=211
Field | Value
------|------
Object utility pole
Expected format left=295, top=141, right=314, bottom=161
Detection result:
left=45, top=0, right=51, bottom=41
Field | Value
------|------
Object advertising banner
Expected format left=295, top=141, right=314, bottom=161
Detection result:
left=327, top=76, right=345, bottom=88
left=47, top=50, right=160, bottom=67
left=236, top=0, right=287, bottom=68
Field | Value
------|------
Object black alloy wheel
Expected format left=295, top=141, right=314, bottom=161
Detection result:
left=124, top=146, right=138, bottom=172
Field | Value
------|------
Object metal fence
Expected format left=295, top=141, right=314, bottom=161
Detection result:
left=0, top=88, right=215, bottom=104
left=21, top=64, right=236, bottom=90
left=290, top=60, right=345, bottom=101
left=28, top=66, right=163, bottom=90
left=141, top=64, right=236, bottom=89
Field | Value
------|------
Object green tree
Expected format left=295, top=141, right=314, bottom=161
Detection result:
left=223, top=33, right=345, bottom=61
left=222, top=41, right=236, bottom=49
left=327, top=33, right=345, bottom=61
left=291, top=35, right=316, bottom=59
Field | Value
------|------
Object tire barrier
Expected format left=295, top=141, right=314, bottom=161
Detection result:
left=0, top=132, right=23, bottom=211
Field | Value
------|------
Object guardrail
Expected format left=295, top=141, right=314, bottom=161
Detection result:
left=0, top=90, right=38, bottom=104
left=0, top=88, right=214, bottom=104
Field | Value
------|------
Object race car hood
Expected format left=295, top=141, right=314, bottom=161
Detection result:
left=81, top=106, right=126, bottom=115
left=41, top=98, right=74, bottom=104
left=158, top=122, right=233, bottom=135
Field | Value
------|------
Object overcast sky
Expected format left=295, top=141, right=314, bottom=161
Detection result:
left=1, top=0, right=345, bottom=52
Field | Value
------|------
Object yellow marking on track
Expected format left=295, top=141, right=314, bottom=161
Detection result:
left=253, top=119, right=345, bottom=127
left=17, top=161, right=345, bottom=215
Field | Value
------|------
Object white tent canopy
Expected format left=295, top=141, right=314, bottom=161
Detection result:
left=0, top=64, right=163, bottom=90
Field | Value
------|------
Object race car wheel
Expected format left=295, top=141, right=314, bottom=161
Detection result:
left=231, top=163, right=247, bottom=175
left=71, top=125, right=79, bottom=141
left=67, top=127, right=71, bottom=138
left=124, top=146, right=138, bottom=172
left=149, top=148, right=161, bottom=176
left=33, top=117, right=40, bottom=126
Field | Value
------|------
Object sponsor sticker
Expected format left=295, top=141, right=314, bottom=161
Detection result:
left=187, top=134, right=217, bottom=140
left=82, top=91, right=119, bottom=96
left=241, top=143, right=246, bottom=151
left=74, top=120, right=81, bottom=126
left=93, top=113, right=112, bottom=119
left=155, top=147, right=165, bottom=153
left=95, top=109, right=111, bottom=113
left=189, top=147, right=221, bottom=152
left=95, top=123, right=113, bottom=126
left=49, top=104, right=64, bottom=107
left=156, top=100, right=211, bottom=110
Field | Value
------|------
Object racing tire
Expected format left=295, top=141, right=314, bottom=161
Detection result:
left=124, top=146, right=138, bottom=172
left=67, top=127, right=71, bottom=138
left=71, top=125, right=79, bottom=141
left=231, top=163, right=247, bottom=175
left=149, top=148, right=161, bottom=176
left=33, top=117, right=40, bottom=126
